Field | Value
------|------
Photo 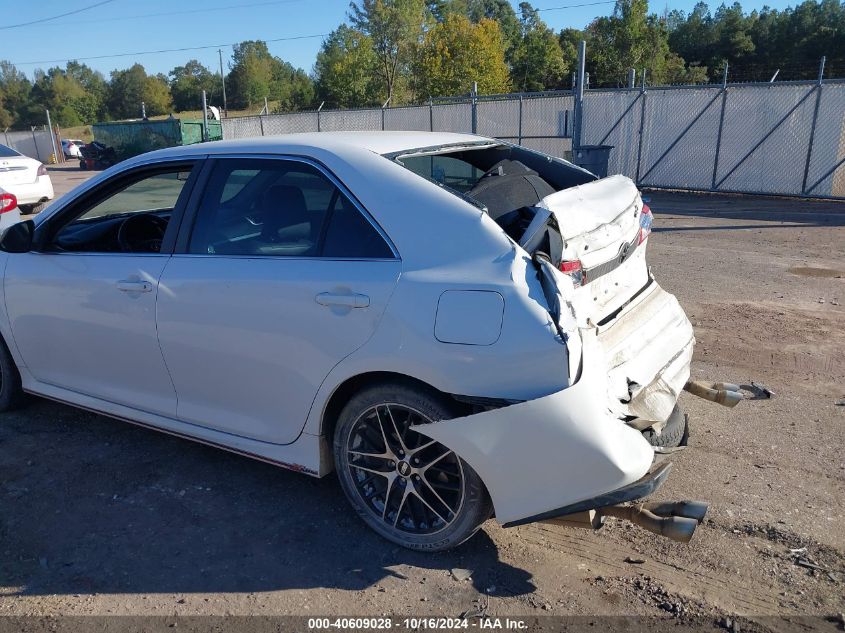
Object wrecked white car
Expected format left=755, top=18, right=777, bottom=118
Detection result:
left=0, top=132, right=739, bottom=551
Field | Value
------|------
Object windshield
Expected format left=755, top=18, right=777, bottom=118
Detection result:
left=0, top=144, right=21, bottom=158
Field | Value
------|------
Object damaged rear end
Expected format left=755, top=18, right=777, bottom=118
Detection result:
left=391, top=142, right=710, bottom=542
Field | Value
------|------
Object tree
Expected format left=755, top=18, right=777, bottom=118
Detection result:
left=510, top=3, right=568, bottom=91
left=315, top=25, right=382, bottom=108
left=226, top=41, right=275, bottom=109
left=144, top=73, right=173, bottom=116
left=349, top=0, right=428, bottom=104
left=413, top=15, right=510, bottom=96
left=271, top=61, right=315, bottom=111
left=170, top=60, right=218, bottom=112
left=466, top=0, right=522, bottom=59
left=0, top=61, right=33, bottom=128
left=106, top=64, right=171, bottom=119
left=558, top=27, right=585, bottom=81
left=585, top=0, right=708, bottom=86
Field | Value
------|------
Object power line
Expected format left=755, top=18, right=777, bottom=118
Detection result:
left=10, top=33, right=331, bottom=66
left=537, top=1, right=617, bottom=11
left=12, top=0, right=306, bottom=28
left=0, top=0, right=120, bottom=30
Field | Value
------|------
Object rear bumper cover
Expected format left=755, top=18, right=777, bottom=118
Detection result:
left=415, top=330, right=657, bottom=525
left=502, top=461, right=672, bottom=527
left=7, top=176, right=54, bottom=206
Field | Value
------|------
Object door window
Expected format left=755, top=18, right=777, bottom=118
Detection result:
left=51, top=167, right=194, bottom=253
left=188, top=158, right=393, bottom=259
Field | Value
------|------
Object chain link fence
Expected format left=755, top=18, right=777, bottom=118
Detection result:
left=3, top=127, right=56, bottom=163
left=222, top=79, right=845, bottom=200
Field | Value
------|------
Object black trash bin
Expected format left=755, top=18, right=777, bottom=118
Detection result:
left=572, top=145, right=614, bottom=178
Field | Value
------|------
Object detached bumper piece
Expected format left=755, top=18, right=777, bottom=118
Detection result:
left=506, top=463, right=709, bottom=543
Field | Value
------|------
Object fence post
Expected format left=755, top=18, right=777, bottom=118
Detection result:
left=634, top=69, right=647, bottom=184
left=573, top=40, right=586, bottom=149
left=627, top=68, right=636, bottom=89
left=317, top=101, right=324, bottom=132
left=429, top=97, right=434, bottom=131
left=201, top=91, right=209, bottom=141
left=44, top=109, right=59, bottom=164
left=518, top=95, right=524, bottom=145
left=471, top=81, right=478, bottom=134
left=711, top=62, right=729, bottom=190
left=801, top=56, right=825, bottom=194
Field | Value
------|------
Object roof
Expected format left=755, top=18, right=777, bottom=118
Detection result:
left=141, top=131, right=493, bottom=162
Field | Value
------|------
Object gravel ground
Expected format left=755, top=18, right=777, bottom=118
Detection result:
left=2, top=168, right=844, bottom=630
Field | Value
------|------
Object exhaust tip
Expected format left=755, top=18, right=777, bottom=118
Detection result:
left=661, top=515, right=699, bottom=543
left=645, top=500, right=709, bottom=523
left=675, top=500, right=708, bottom=523
left=599, top=502, right=708, bottom=543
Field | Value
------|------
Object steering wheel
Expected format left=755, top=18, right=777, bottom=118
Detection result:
left=117, top=213, right=168, bottom=253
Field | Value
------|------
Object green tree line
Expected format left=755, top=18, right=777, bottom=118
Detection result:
left=1, top=0, right=842, bottom=130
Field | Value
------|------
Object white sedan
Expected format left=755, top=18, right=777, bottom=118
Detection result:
left=0, top=132, right=725, bottom=551
left=62, top=139, right=86, bottom=159
left=0, top=143, right=54, bottom=214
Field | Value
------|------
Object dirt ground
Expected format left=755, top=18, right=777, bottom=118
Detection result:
left=2, top=168, right=844, bottom=631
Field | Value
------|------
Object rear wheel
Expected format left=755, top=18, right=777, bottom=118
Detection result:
left=642, top=404, right=688, bottom=448
left=333, top=382, right=492, bottom=551
left=19, top=203, right=44, bottom=215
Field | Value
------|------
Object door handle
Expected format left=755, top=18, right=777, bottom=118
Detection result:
left=117, top=280, right=153, bottom=293
left=315, top=292, right=370, bottom=308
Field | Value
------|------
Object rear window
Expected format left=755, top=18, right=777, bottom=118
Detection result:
left=400, top=155, right=485, bottom=193
left=0, top=144, right=21, bottom=158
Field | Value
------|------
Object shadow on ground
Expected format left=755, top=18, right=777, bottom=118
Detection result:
left=0, top=399, right=534, bottom=598
left=644, top=190, right=845, bottom=228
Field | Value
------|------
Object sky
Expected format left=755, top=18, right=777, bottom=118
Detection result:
left=3, top=0, right=800, bottom=80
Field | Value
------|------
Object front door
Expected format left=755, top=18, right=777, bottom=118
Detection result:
left=156, top=157, right=401, bottom=444
left=5, top=164, right=198, bottom=416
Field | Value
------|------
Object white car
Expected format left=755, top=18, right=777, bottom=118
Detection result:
left=0, top=187, right=21, bottom=231
left=0, top=143, right=54, bottom=214
left=0, top=132, right=728, bottom=551
left=62, top=139, right=86, bottom=159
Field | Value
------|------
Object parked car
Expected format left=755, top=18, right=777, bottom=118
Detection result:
left=61, top=139, right=86, bottom=159
left=0, top=143, right=54, bottom=214
left=0, top=187, right=21, bottom=231
left=0, top=132, right=723, bottom=551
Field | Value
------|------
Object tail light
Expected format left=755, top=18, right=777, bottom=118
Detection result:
left=37, top=164, right=48, bottom=177
left=0, top=192, right=18, bottom=214
left=638, top=203, right=653, bottom=244
left=559, top=259, right=586, bottom=286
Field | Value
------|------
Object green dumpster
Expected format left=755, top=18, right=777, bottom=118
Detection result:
left=92, top=118, right=222, bottom=161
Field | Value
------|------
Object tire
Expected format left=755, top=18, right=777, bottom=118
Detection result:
left=19, top=202, right=44, bottom=215
left=642, top=404, right=688, bottom=448
left=333, top=381, right=493, bottom=551
left=0, top=335, right=25, bottom=412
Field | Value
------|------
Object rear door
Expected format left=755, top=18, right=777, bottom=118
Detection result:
left=157, top=156, right=401, bottom=444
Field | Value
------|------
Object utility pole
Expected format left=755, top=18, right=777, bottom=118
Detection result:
left=573, top=40, right=586, bottom=150
left=218, top=48, right=228, bottom=117
left=201, top=90, right=209, bottom=142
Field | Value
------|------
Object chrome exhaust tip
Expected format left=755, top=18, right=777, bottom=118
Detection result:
left=599, top=501, right=708, bottom=543
left=644, top=500, right=708, bottom=523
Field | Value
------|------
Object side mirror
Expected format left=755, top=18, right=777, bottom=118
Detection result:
left=0, top=220, right=34, bottom=253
